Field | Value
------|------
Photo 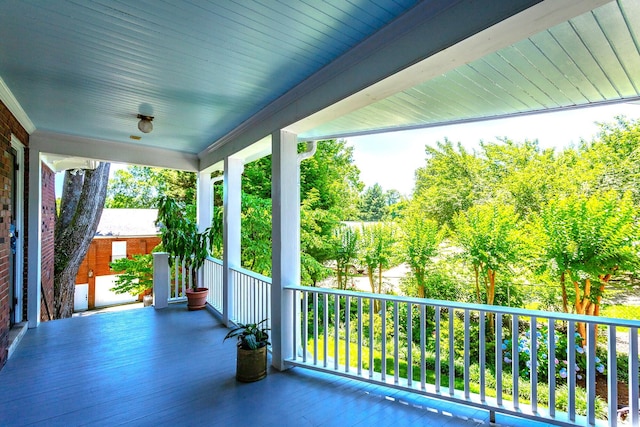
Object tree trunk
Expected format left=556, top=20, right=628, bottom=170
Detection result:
left=416, top=267, right=425, bottom=299
left=560, top=272, right=569, bottom=313
left=54, top=163, right=111, bottom=318
left=473, top=264, right=481, bottom=305
left=367, top=268, right=380, bottom=313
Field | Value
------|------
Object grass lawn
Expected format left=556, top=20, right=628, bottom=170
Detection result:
left=601, top=304, right=640, bottom=332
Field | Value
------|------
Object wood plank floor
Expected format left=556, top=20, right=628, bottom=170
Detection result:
left=1, top=305, right=542, bottom=426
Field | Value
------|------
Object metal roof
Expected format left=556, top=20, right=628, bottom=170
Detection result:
left=1, top=0, right=636, bottom=170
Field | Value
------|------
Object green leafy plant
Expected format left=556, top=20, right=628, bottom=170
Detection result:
left=224, top=319, right=270, bottom=350
left=156, top=196, right=214, bottom=290
left=110, top=253, right=154, bottom=296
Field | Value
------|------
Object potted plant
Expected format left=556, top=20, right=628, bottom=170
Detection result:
left=156, top=196, right=214, bottom=310
left=223, top=319, right=270, bottom=382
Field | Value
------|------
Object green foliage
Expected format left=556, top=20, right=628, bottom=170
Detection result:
left=359, top=183, right=387, bottom=221
left=532, top=190, right=640, bottom=313
left=223, top=319, right=270, bottom=350
left=413, top=139, right=485, bottom=226
left=452, top=203, right=521, bottom=305
left=398, top=202, right=444, bottom=297
left=240, top=193, right=272, bottom=276
left=156, top=196, right=214, bottom=289
left=106, top=166, right=196, bottom=208
left=332, top=225, right=360, bottom=290
left=358, top=222, right=398, bottom=294
left=109, top=254, right=154, bottom=296
left=236, top=139, right=363, bottom=284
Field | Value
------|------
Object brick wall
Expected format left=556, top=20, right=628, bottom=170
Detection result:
left=0, top=100, right=29, bottom=369
left=41, top=163, right=55, bottom=321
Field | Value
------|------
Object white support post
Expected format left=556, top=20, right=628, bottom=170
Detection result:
left=223, top=157, right=242, bottom=326
left=27, top=147, right=42, bottom=328
left=271, top=130, right=301, bottom=371
left=153, top=252, right=169, bottom=309
left=196, top=170, right=213, bottom=288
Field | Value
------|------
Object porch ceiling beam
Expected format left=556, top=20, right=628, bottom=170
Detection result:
left=199, top=0, right=608, bottom=170
left=31, top=131, right=199, bottom=172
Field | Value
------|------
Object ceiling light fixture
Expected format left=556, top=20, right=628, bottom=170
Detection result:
left=137, top=114, right=154, bottom=133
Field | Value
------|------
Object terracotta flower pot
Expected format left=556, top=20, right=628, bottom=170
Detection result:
left=236, top=346, right=267, bottom=382
left=185, top=287, right=208, bottom=311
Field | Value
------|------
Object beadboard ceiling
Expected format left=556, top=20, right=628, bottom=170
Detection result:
left=1, top=0, right=638, bottom=167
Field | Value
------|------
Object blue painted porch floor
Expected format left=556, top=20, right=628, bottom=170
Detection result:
left=0, top=304, right=550, bottom=426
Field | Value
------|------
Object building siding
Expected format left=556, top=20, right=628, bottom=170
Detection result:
left=76, top=236, right=161, bottom=309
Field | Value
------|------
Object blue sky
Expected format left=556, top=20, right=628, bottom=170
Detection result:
left=347, top=102, right=640, bottom=196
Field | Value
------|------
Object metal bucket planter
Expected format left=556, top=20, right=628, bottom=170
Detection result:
left=236, top=346, right=267, bottom=382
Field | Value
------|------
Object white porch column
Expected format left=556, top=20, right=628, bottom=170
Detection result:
left=196, top=170, right=213, bottom=232
left=196, top=170, right=213, bottom=288
left=271, top=130, right=300, bottom=371
left=27, top=146, right=42, bottom=327
left=222, top=157, right=242, bottom=326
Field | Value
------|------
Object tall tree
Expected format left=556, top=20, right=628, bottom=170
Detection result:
left=452, top=203, right=521, bottom=307
left=533, top=191, right=640, bottom=340
left=106, top=166, right=196, bottom=208
left=359, top=222, right=398, bottom=300
left=398, top=201, right=444, bottom=298
left=359, top=183, right=387, bottom=221
left=54, top=163, right=111, bottom=318
left=332, top=225, right=359, bottom=290
left=239, top=139, right=362, bottom=284
left=413, top=139, right=485, bottom=226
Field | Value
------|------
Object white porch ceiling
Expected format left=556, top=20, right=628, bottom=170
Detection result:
left=0, top=0, right=421, bottom=155
left=1, top=0, right=637, bottom=170
left=303, top=0, right=640, bottom=139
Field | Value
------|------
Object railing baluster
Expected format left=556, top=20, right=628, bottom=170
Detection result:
left=479, top=310, right=486, bottom=402
left=407, top=302, right=413, bottom=388
left=464, top=309, right=470, bottom=399
left=394, top=301, right=399, bottom=385
left=496, top=313, right=502, bottom=407
left=586, top=322, right=596, bottom=425
left=345, top=295, right=350, bottom=373
left=381, top=299, right=387, bottom=382
left=313, top=292, right=318, bottom=366
left=357, top=296, right=363, bottom=376
left=606, top=324, right=617, bottom=427
left=568, top=320, right=576, bottom=422
left=292, top=288, right=298, bottom=360
left=302, top=291, right=308, bottom=363
left=548, top=319, right=556, bottom=418
left=323, top=293, right=328, bottom=368
left=421, top=304, right=427, bottom=391
left=448, top=308, right=454, bottom=396
left=629, top=327, right=639, bottom=426
left=369, top=297, right=374, bottom=379
left=531, top=316, right=538, bottom=414
left=334, top=294, right=340, bottom=371
left=512, top=314, right=519, bottom=410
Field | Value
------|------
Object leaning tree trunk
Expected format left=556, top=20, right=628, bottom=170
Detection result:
left=54, top=163, right=111, bottom=318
